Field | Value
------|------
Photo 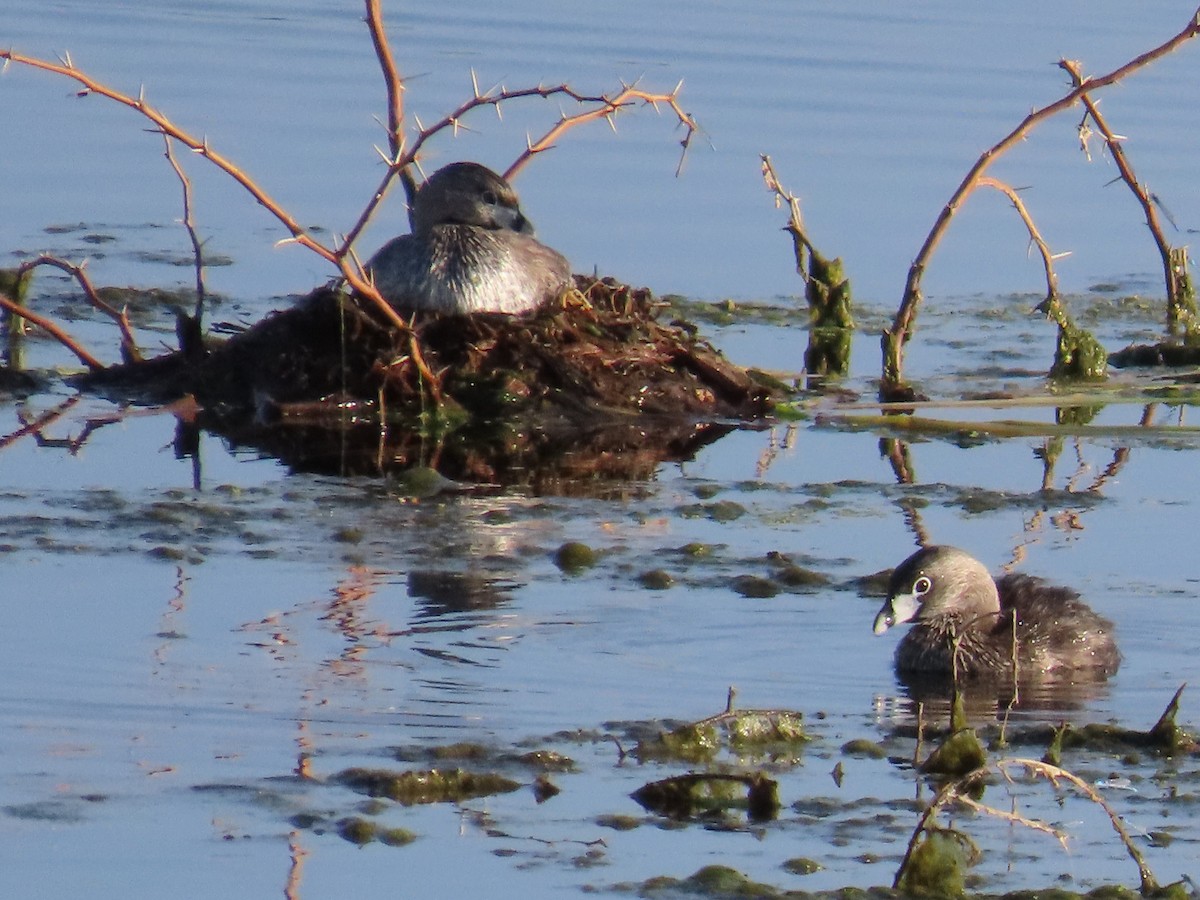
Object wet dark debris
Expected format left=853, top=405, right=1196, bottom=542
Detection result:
left=79, top=276, right=785, bottom=482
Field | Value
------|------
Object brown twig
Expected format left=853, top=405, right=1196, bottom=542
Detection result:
left=505, top=80, right=699, bottom=180
left=760, top=154, right=815, bottom=280
left=882, top=7, right=1200, bottom=389
left=0, top=45, right=442, bottom=398
left=161, top=133, right=207, bottom=325
left=953, top=792, right=1068, bottom=847
left=16, top=254, right=140, bottom=362
left=997, top=758, right=1160, bottom=893
left=1, top=52, right=326, bottom=258
left=898, top=755, right=1162, bottom=894
left=340, top=76, right=699, bottom=256
left=1061, top=58, right=1197, bottom=336
left=0, top=289, right=104, bottom=371
left=976, top=177, right=1064, bottom=303
left=364, top=0, right=404, bottom=161
left=0, top=50, right=421, bottom=333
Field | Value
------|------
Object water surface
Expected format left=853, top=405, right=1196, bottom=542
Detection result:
left=3, top=2, right=1200, bottom=898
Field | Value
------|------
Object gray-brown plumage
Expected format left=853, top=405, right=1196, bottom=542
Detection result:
left=365, top=162, right=571, bottom=315
left=872, top=545, right=1120, bottom=679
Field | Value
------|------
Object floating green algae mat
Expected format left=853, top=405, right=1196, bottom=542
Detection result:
left=333, top=767, right=521, bottom=805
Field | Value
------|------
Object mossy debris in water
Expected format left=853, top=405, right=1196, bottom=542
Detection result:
left=80, top=276, right=780, bottom=481
left=921, top=727, right=987, bottom=779
left=335, top=816, right=417, bottom=847
left=333, top=767, right=520, bottom=805
left=638, top=864, right=785, bottom=897
left=921, top=690, right=987, bottom=778
left=634, top=710, right=807, bottom=763
left=635, top=722, right=721, bottom=763
left=555, top=541, right=598, bottom=572
left=632, top=772, right=780, bottom=821
left=84, top=275, right=781, bottom=424
left=1026, top=684, right=1194, bottom=758
left=1051, top=321, right=1108, bottom=380
left=897, top=827, right=981, bottom=896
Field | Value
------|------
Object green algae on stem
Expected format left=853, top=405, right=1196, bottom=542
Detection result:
left=897, top=827, right=981, bottom=897
left=760, top=155, right=855, bottom=378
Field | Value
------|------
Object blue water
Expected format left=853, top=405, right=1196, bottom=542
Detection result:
left=4, top=2, right=1200, bottom=897
left=5, top=1, right=1198, bottom=308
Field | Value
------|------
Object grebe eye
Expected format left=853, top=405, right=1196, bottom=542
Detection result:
left=913, top=576, right=932, bottom=596
left=482, top=190, right=499, bottom=206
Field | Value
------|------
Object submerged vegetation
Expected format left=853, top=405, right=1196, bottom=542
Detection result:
left=261, top=687, right=1196, bottom=895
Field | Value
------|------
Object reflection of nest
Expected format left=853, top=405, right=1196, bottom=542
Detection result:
left=84, top=276, right=783, bottom=483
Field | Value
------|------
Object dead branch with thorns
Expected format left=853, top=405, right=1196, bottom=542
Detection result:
left=1061, top=57, right=1198, bottom=337
left=0, top=0, right=703, bottom=423
left=880, top=6, right=1200, bottom=396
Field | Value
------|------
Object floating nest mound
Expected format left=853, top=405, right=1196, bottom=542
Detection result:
left=84, top=276, right=787, bottom=484
left=1108, top=340, right=1200, bottom=368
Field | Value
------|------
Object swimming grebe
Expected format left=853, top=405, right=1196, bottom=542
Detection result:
left=872, top=545, right=1120, bottom=678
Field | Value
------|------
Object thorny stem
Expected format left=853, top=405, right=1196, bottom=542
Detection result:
left=505, top=81, right=698, bottom=180
left=161, top=133, right=207, bottom=324
left=974, top=176, right=1086, bottom=354
left=339, top=78, right=699, bottom=255
left=882, top=6, right=1200, bottom=388
left=976, top=177, right=1062, bottom=304
left=997, top=758, right=1160, bottom=894
left=0, top=289, right=104, bottom=371
left=760, top=154, right=816, bottom=280
left=15, top=254, right=140, bottom=363
left=1061, top=58, right=1197, bottom=336
left=364, top=0, right=405, bottom=161
left=0, top=49, right=421, bottom=335
left=0, top=44, right=440, bottom=396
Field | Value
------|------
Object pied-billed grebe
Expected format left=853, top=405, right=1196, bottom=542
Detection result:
left=872, top=545, right=1120, bottom=679
left=364, top=162, right=571, bottom=315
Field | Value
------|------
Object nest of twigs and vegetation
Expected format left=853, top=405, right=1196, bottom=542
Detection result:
left=77, top=274, right=782, bottom=482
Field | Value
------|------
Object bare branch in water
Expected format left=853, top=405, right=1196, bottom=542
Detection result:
left=976, top=177, right=1063, bottom=303
left=14, top=254, right=140, bottom=364
left=1060, top=57, right=1197, bottom=336
left=997, top=758, right=1160, bottom=894
left=760, top=154, right=815, bottom=280
left=0, top=288, right=105, bottom=371
left=161, top=133, right=207, bottom=326
left=882, top=6, right=1200, bottom=390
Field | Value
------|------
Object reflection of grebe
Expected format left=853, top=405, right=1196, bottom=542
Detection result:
left=365, top=162, right=572, bottom=315
left=873, top=545, right=1120, bottom=679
